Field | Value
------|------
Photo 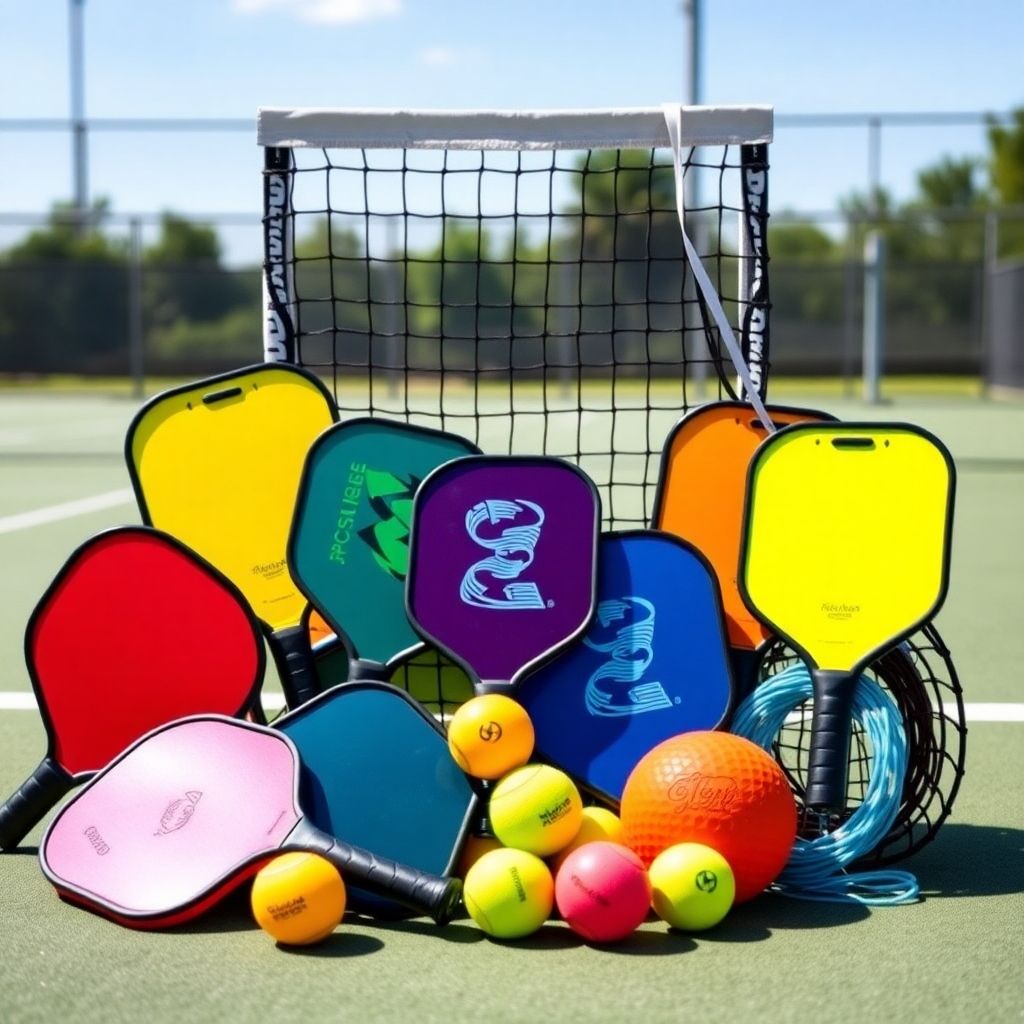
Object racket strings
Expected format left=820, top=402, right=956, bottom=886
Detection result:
left=732, top=664, right=919, bottom=906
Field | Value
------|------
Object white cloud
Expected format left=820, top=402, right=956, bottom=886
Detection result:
left=233, top=0, right=401, bottom=25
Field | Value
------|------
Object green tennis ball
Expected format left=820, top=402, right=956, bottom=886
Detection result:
left=488, top=764, right=583, bottom=857
left=463, top=848, right=554, bottom=939
left=649, top=843, right=736, bottom=931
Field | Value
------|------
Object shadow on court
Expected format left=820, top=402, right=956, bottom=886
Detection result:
left=350, top=914, right=484, bottom=945
left=275, top=931, right=385, bottom=958
left=914, top=823, right=1024, bottom=897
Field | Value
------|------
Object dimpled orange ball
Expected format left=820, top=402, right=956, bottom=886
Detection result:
left=620, top=731, right=796, bottom=904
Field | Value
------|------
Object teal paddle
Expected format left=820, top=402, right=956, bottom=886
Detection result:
left=289, top=418, right=480, bottom=680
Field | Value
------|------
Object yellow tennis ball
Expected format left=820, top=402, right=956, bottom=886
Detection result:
left=447, top=694, right=535, bottom=780
left=489, top=764, right=583, bottom=856
left=649, top=843, right=736, bottom=932
left=250, top=852, right=346, bottom=946
left=463, top=848, right=554, bottom=939
left=549, top=805, right=624, bottom=874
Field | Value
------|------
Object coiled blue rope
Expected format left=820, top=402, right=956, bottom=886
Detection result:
left=731, top=663, right=920, bottom=906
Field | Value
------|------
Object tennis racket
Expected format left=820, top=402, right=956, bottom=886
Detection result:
left=739, top=422, right=955, bottom=817
left=126, top=363, right=337, bottom=709
left=0, top=527, right=264, bottom=850
left=40, top=716, right=462, bottom=927
left=517, top=530, right=734, bottom=803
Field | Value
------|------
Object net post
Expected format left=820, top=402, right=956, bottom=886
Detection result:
left=862, top=230, right=886, bottom=404
left=262, top=146, right=297, bottom=364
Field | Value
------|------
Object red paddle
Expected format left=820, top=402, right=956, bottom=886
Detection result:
left=0, top=527, right=265, bottom=850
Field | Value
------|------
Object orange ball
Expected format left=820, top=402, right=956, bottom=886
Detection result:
left=620, top=731, right=796, bottom=903
left=549, top=806, right=624, bottom=874
left=447, top=694, right=535, bottom=780
left=250, top=852, right=346, bottom=945
left=457, top=833, right=504, bottom=878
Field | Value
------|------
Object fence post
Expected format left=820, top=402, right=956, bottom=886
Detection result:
left=862, top=230, right=886, bottom=404
left=980, top=210, right=999, bottom=386
left=128, top=217, right=144, bottom=398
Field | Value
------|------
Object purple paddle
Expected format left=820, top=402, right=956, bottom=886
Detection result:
left=406, top=456, right=600, bottom=694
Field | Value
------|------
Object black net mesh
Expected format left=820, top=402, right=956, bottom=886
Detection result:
left=267, top=140, right=769, bottom=531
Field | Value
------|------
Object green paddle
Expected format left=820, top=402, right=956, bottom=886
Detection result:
left=289, top=417, right=480, bottom=680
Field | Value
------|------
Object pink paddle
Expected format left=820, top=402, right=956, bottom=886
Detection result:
left=39, top=716, right=461, bottom=928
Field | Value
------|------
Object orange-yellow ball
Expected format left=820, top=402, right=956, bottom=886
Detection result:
left=250, top=852, right=346, bottom=946
left=549, top=805, right=624, bottom=874
left=457, top=833, right=504, bottom=877
left=447, top=694, right=535, bottom=780
left=489, top=764, right=583, bottom=856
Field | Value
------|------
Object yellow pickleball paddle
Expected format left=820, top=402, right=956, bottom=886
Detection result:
left=126, top=364, right=338, bottom=708
left=739, top=422, right=955, bottom=816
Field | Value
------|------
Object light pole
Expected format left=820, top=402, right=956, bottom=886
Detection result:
left=69, top=0, right=88, bottom=229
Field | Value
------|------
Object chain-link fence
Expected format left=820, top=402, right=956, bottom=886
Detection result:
left=1, top=110, right=1022, bottom=389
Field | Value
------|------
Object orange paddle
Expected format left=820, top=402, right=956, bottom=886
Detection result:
left=653, top=401, right=835, bottom=693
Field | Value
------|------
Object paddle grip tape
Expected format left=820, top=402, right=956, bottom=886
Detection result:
left=0, top=758, right=73, bottom=850
left=347, top=658, right=390, bottom=682
left=272, top=625, right=324, bottom=708
left=290, top=820, right=463, bottom=925
left=805, top=669, right=857, bottom=813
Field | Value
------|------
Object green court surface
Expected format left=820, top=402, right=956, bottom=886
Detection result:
left=0, top=386, right=1021, bottom=1024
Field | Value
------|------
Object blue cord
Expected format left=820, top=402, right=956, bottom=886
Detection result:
left=731, top=663, right=920, bottom=906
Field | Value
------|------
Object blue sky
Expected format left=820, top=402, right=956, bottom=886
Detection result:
left=0, top=0, right=1021, bottom=262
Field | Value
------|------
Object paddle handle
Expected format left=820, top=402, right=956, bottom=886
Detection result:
left=475, top=680, right=513, bottom=696
left=289, top=818, right=462, bottom=924
left=729, top=647, right=763, bottom=702
left=347, top=658, right=390, bottom=681
left=271, top=625, right=321, bottom=709
left=805, top=668, right=856, bottom=815
left=0, top=758, right=73, bottom=851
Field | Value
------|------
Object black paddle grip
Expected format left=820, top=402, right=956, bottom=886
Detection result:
left=0, top=758, right=73, bottom=851
left=271, top=625, right=322, bottom=709
left=347, top=658, right=390, bottom=681
left=290, top=819, right=462, bottom=924
left=804, top=669, right=857, bottom=815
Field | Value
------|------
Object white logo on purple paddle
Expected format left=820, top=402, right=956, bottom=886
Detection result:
left=459, top=499, right=548, bottom=610
left=583, top=596, right=673, bottom=717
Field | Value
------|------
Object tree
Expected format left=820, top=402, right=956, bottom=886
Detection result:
left=988, top=108, right=1024, bottom=256
left=988, top=108, right=1024, bottom=205
left=918, top=156, right=982, bottom=210
left=143, top=213, right=248, bottom=330
left=0, top=200, right=128, bottom=373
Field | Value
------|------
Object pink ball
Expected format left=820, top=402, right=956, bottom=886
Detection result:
left=554, top=841, right=651, bottom=943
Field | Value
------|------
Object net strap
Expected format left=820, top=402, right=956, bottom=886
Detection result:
left=663, top=104, right=775, bottom=432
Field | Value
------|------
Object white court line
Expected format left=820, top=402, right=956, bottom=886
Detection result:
left=0, top=489, right=134, bottom=535
left=0, top=693, right=1020, bottom=721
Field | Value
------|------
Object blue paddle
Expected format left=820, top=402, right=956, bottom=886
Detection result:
left=516, top=530, right=735, bottom=803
